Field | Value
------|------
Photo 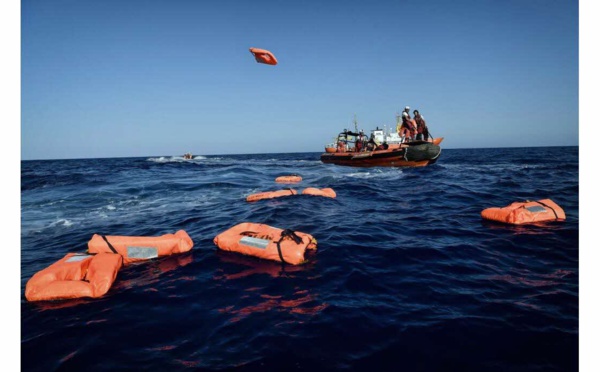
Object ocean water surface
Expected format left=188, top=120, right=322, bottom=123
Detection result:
left=21, top=147, right=578, bottom=371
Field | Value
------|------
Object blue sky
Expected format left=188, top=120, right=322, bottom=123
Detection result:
left=21, top=0, right=578, bottom=160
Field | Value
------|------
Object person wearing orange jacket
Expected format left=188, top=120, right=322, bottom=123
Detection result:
left=400, top=111, right=416, bottom=142
left=413, top=110, right=429, bottom=141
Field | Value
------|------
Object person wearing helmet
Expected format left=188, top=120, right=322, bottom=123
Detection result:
left=413, top=110, right=429, bottom=141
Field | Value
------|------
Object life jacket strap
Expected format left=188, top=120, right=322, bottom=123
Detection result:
left=101, top=235, right=119, bottom=254
left=534, top=200, right=559, bottom=219
left=275, top=229, right=304, bottom=264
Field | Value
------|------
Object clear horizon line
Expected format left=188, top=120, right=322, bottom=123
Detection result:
left=21, top=144, right=579, bottom=162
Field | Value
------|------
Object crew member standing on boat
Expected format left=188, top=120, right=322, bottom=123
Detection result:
left=400, top=112, right=416, bottom=143
left=404, top=106, right=418, bottom=141
left=355, top=130, right=365, bottom=152
left=413, top=110, right=429, bottom=141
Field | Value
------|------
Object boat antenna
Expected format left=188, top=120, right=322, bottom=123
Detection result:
left=353, top=114, right=358, bottom=133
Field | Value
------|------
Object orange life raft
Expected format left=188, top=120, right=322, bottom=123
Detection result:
left=213, top=223, right=317, bottom=265
left=302, top=187, right=336, bottom=198
left=25, top=253, right=123, bottom=302
left=246, top=188, right=298, bottom=202
left=481, top=199, right=566, bottom=225
left=249, top=47, right=278, bottom=65
left=275, top=175, right=302, bottom=183
left=87, top=230, right=194, bottom=264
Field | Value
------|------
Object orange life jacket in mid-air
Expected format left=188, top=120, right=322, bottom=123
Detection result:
left=249, top=48, right=278, bottom=65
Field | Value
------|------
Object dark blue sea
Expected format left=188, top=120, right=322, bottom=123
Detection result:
left=21, top=147, right=579, bottom=371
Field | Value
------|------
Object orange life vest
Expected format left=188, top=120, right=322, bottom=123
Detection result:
left=301, top=187, right=336, bottom=198
left=275, top=175, right=302, bottom=183
left=25, top=253, right=123, bottom=302
left=246, top=189, right=298, bottom=202
left=249, top=48, right=278, bottom=65
left=87, top=230, right=194, bottom=264
left=481, top=199, right=566, bottom=225
left=213, top=223, right=317, bottom=265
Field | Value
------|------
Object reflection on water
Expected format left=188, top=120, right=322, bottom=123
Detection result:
left=111, top=252, right=195, bottom=292
left=481, top=220, right=568, bottom=235
left=214, top=251, right=327, bottom=323
left=218, top=291, right=328, bottom=324
left=214, top=251, right=316, bottom=279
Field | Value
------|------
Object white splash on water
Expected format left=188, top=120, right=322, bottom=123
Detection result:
left=147, top=155, right=208, bottom=163
left=50, top=219, right=74, bottom=227
left=336, top=169, right=403, bottom=180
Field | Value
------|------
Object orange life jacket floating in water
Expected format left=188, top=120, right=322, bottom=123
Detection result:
left=481, top=199, right=566, bottom=225
left=246, top=188, right=298, bottom=202
left=25, top=253, right=123, bottom=302
left=87, top=230, right=194, bottom=264
left=213, top=223, right=317, bottom=265
left=275, top=175, right=302, bottom=183
left=301, top=187, right=336, bottom=198
left=249, top=47, right=278, bottom=65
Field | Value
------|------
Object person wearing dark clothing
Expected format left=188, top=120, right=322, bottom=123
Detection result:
left=366, top=135, right=377, bottom=151
left=355, top=138, right=363, bottom=152
left=413, top=110, right=429, bottom=141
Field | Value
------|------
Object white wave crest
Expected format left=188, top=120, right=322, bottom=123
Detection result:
left=336, top=170, right=403, bottom=180
left=49, top=219, right=74, bottom=228
left=147, top=155, right=207, bottom=163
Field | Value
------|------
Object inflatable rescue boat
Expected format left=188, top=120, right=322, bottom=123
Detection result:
left=321, top=140, right=441, bottom=167
left=321, top=116, right=443, bottom=167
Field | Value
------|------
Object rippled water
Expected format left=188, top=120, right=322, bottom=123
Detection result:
left=21, top=147, right=578, bottom=371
